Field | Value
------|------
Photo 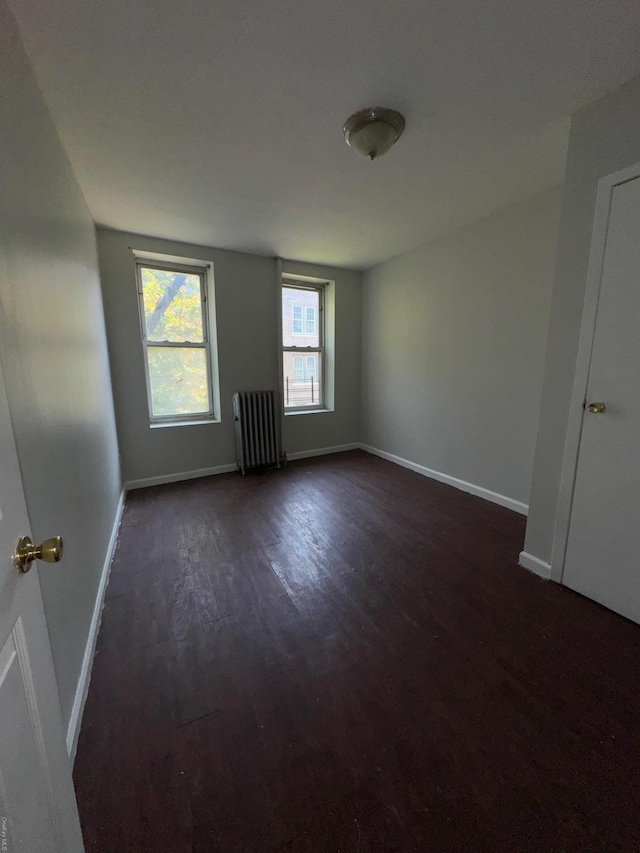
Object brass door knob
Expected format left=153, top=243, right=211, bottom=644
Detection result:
left=13, top=536, right=63, bottom=574
left=587, top=402, right=606, bottom=414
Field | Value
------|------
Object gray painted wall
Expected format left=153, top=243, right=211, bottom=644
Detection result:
left=0, top=1, right=121, bottom=728
left=96, top=231, right=363, bottom=482
left=524, top=74, right=640, bottom=564
left=361, top=187, right=562, bottom=507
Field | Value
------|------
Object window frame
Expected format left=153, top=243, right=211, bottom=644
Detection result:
left=282, top=280, right=325, bottom=412
left=135, top=258, right=215, bottom=425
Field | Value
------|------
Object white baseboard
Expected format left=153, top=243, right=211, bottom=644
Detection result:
left=124, top=462, right=237, bottom=491
left=287, top=443, right=360, bottom=461
left=124, top=446, right=360, bottom=490
left=359, top=444, right=528, bottom=516
left=66, top=487, right=126, bottom=759
left=518, top=551, right=552, bottom=579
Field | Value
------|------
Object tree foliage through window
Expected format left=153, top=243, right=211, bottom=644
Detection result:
left=139, top=266, right=212, bottom=418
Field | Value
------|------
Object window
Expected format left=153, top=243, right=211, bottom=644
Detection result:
left=305, top=306, right=316, bottom=335
left=292, top=354, right=319, bottom=382
left=305, top=355, right=316, bottom=379
left=282, top=281, right=324, bottom=410
left=292, top=305, right=303, bottom=335
left=292, top=305, right=316, bottom=336
left=136, top=259, right=215, bottom=423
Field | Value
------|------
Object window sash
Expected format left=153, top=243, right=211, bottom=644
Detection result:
left=282, top=346, right=325, bottom=352
left=136, top=261, right=214, bottom=422
left=142, top=340, right=207, bottom=349
left=137, top=261, right=208, bottom=344
left=283, top=349, right=324, bottom=409
left=282, top=281, right=325, bottom=411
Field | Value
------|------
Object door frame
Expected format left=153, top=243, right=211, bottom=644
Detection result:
left=550, top=160, right=640, bottom=583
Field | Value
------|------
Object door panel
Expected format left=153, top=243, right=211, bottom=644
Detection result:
left=0, top=356, right=84, bottom=851
left=0, top=625, right=57, bottom=852
left=563, top=176, right=640, bottom=623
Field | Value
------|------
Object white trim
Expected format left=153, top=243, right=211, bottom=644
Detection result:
left=282, top=280, right=326, bottom=411
left=135, top=259, right=216, bottom=424
left=359, top=444, right=528, bottom=515
left=284, top=408, right=332, bottom=416
left=287, top=443, right=360, bottom=461
left=124, top=447, right=365, bottom=490
left=124, top=463, right=237, bottom=491
left=275, top=259, right=285, bottom=447
left=518, top=551, right=552, bottom=579
left=282, top=272, right=331, bottom=286
left=550, top=161, right=640, bottom=583
left=130, top=248, right=213, bottom=269
left=66, top=488, right=126, bottom=759
left=149, top=418, right=220, bottom=429
left=126, top=446, right=361, bottom=490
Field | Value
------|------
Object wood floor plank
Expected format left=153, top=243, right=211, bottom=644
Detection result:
left=74, top=450, right=640, bottom=853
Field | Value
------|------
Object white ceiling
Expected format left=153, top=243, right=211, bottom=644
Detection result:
left=8, top=0, right=640, bottom=269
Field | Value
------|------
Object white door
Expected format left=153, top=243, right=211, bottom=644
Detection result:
left=0, top=359, right=84, bottom=851
left=563, top=175, right=640, bottom=624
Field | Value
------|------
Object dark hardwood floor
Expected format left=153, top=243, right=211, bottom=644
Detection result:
left=74, top=450, right=640, bottom=852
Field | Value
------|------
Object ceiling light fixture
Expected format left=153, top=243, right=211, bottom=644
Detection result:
left=343, top=107, right=405, bottom=161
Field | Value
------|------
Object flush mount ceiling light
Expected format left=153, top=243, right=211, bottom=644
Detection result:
left=343, top=107, right=405, bottom=160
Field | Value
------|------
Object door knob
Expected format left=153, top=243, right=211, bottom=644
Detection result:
left=586, top=402, right=606, bottom=414
left=13, top=536, right=63, bottom=574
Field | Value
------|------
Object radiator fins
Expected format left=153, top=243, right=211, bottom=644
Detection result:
left=233, top=391, right=283, bottom=475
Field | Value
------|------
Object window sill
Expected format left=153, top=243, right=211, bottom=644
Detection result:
left=150, top=418, right=219, bottom=429
left=284, top=408, right=333, bottom=417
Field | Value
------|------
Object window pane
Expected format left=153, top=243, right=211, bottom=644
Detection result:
left=141, top=267, right=204, bottom=342
left=305, top=356, right=316, bottom=379
left=292, top=305, right=303, bottom=335
left=305, top=307, right=316, bottom=335
left=147, top=346, right=210, bottom=417
left=282, top=286, right=320, bottom=347
left=283, top=351, right=322, bottom=408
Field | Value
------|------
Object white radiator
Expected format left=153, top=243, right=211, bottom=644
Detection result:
left=233, top=391, right=283, bottom=474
